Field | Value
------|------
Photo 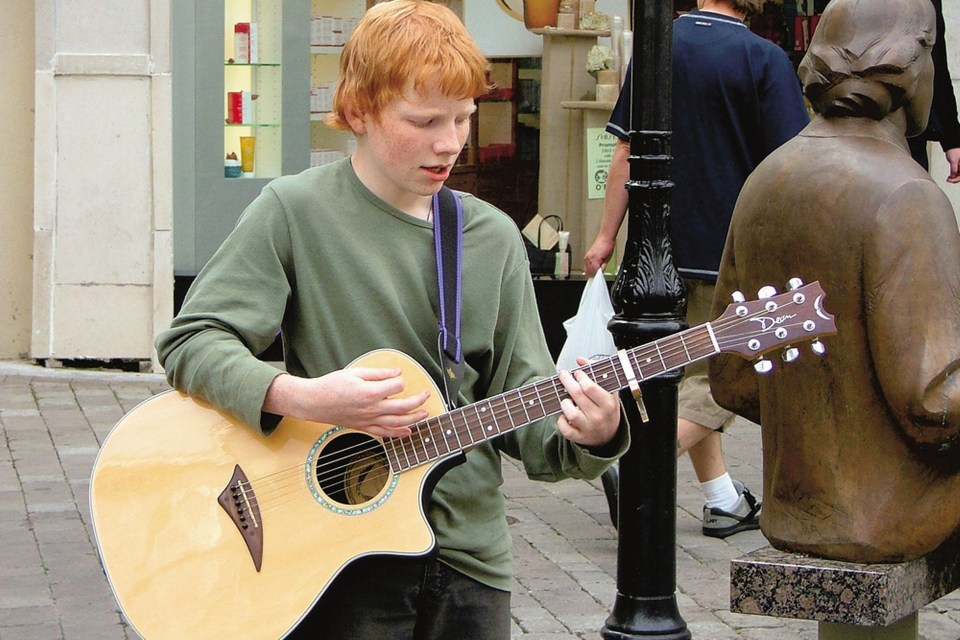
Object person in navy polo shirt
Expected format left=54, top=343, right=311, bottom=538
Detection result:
left=585, top=0, right=808, bottom=538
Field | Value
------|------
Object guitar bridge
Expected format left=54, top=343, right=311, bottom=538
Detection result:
left=217, top=465, right=264, bottom=572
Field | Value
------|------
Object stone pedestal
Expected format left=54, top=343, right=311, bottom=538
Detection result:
left=731, top=545, right=960, bottom=640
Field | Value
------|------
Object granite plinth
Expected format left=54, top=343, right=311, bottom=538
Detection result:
left=731, top=545, right=960, bottom=626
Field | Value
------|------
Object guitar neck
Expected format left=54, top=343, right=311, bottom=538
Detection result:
left=383, top=323, right=718, bottom=473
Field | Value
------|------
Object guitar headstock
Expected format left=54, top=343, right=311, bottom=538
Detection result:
left=712, top=279, right=836, bottom=372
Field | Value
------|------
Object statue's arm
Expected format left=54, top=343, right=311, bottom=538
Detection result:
left=868, top=180, right=960, bottom=450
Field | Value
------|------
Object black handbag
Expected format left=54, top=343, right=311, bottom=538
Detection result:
left=525, top=215, right=571, bottom=276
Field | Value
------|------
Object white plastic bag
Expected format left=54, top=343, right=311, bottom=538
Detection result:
left=555, top=274, right=617, bottom=371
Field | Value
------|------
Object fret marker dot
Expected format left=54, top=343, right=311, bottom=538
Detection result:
left=445, top=429, right=452, bottom=436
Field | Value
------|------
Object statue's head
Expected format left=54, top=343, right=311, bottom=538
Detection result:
left=798, top=0, right=935, bottom=136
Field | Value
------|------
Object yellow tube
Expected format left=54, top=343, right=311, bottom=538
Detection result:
left=240, top=136, right=256, bottom=177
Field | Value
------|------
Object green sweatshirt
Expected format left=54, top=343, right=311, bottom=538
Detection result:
left=156, top=159, right=627, bottom=590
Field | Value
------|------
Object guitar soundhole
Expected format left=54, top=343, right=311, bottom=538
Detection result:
left=315, top=432, right=390, bottom=506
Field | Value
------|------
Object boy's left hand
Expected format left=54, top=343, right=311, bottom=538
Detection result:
left=556, top=357, right=622, bottom=447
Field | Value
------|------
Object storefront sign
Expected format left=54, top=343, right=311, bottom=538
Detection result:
left=586, top=127, right=618, bottom=200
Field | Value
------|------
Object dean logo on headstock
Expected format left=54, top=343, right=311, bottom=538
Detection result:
left=714, top=278, right=835, bottom=374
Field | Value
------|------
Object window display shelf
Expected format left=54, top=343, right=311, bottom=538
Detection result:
left=172, top=0, right=309, bottom=275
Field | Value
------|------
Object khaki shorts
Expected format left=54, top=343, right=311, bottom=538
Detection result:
left=677, top=278, right=734, bottom=431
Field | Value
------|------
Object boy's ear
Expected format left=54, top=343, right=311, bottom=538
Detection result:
left=343, top=106, right=367, bottom=135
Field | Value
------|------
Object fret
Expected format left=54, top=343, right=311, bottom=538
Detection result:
left=677, top=330, right=692, bottom=363
left=593, top=360, right=619, bottom=393
left=454, top=407, right=478, bottom=446
left=487, top=396, right=503, bottom=434
left=521, top=385, right=546, bottom=422
left=467, top=403, right=482, bottom=442
left=384, top=438, right=403, bottom=472
left=440, top=412, right=465, bottom=451
left=423, top=419, right=443, bottom=458
left=498, top=393, right=517, bottom=432
left=543, top=377, right=566, bottom=415
left=412, top=425, right=427, bottom=461
left=396, top=433, right=415, bottom=469
left=516, top=386, right=533, bottom=424
left=530, top=383, right=549, bottom=422
left=632, top=346, right=657, bottom=380
left=652, top=341, right=668, bottom=374
left=475, top=401, right=497, bottom=440
left=427, top=417, right=447, bottom=457
left=411, top=429, right=427, bottom=466
left=462, top=410, right=477, bottom=447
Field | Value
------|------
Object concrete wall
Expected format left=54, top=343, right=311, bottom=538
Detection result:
left=30, top=0, right=172, bottom=367
left=0, top=1, right=36, bottom=359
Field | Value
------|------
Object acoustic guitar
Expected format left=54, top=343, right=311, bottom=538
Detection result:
left=89, top=280, right=835, bottom=639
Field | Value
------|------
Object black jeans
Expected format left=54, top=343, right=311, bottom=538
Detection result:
left=288, top=555, right=512, bottom=639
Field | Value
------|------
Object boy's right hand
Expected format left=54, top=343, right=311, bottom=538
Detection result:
left=263, top=368, right=430, bottom=438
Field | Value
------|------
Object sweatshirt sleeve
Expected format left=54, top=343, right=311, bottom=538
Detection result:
left=155, top=186, right=293, bottom=433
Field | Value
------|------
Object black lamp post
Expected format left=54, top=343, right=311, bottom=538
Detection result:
left=601, top=1, right=691, bottom=638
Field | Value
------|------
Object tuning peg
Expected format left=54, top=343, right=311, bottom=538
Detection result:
left=786, top=277, right=804, bottom=291
left=757, top=285, right=778, bottom=299
left=754, top=358, right=774, bottom=374
left=782, top=347, right=800, bottom=363
left=731, top=290, right=746, bottom=303
left=811, top=340, right=826, bottom=356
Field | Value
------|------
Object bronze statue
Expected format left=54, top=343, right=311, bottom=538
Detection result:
left=708, top=0, right=960, bottom=563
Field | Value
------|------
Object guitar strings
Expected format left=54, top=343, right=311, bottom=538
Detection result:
left=234, top=295, right=820, bottom=516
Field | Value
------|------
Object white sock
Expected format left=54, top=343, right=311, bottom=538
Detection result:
left=700, top=473, right=740, bottom=512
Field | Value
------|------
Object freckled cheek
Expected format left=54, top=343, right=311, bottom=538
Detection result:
left=389, top=133, right=425, bottom=158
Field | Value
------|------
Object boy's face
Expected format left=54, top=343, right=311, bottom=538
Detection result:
left=349, top=80, right=476, bottom=211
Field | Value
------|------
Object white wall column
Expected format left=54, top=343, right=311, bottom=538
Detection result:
left=0, top=1, right=36, bottom=360
left=32, top=0, right=172, bottom=369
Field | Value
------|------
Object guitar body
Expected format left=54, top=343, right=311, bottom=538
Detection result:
left=90, top=350, right=452, bottom=640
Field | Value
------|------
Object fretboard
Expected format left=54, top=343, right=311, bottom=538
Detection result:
left=383, top=323, right=718, bottom=473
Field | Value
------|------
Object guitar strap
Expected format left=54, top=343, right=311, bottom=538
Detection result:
left=433, top=186, right=464, bottom=410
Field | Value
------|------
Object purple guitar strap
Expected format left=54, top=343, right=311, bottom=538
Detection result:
left=433, top=186, right=464, bottom=410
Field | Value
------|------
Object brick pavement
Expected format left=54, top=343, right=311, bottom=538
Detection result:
left=2, top=360, right=960, bottom=639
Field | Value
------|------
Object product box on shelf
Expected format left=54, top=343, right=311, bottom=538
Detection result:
left=226, top=91, right=258, bottom=124
left=234, top=22, right=259, bottom=63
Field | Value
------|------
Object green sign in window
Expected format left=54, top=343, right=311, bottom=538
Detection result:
left=586, top=127, right=618, bottom=200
